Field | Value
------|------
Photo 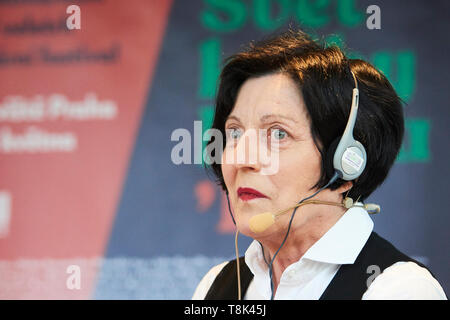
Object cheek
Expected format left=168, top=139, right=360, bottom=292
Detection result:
left=221, top=149, right=235, bottom=188
left=274, top=143, right=322, bottom=191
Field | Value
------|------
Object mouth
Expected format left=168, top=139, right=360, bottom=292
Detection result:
left=237, top=187, right=269, bottom=201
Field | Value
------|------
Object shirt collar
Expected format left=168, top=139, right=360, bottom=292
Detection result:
left=245, top=204, right=374, bottom=270
left=302, top=205, right=373, bottom=264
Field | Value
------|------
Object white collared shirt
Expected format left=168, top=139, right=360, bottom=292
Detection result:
left=192, top=206, right=447, bottom=300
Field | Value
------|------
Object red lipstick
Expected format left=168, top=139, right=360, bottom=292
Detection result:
left=237, top=187, right=268, bottom=201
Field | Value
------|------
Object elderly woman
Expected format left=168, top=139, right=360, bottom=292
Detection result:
left=192, top=30, right=446, bottom=300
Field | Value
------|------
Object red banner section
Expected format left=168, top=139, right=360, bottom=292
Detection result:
left=0, top=0, right=172, bottom=298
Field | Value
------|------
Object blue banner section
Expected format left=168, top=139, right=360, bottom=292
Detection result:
left=99, top=0, right=450, bottom=298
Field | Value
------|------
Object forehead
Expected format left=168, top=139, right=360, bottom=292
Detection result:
left=230, top=72, right=308, bottom=124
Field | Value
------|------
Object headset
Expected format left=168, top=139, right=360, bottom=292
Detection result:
left=325, top=71, right=366, bottom=181
left=225, top=71, right=376, bottom=300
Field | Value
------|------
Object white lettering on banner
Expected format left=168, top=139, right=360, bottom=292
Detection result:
left=0, top=95, right=45, bottom=122
left=0, top=93, right=117, bottom=154
left=0, top=126, right=77, bottom=153
left=0, top=191, right=11, bottom=238
left=0, top=93, right=117, bottom=122
left=47, top=94, right=117, bottom=120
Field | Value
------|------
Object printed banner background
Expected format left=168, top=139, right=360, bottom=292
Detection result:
left=0, top=0, right=448, bottom=299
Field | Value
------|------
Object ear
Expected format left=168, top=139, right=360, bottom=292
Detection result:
left=336, top=181, right=353, bottom=195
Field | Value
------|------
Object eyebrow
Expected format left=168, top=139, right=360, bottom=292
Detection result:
left=226, top=113, right=299, bottom=124
left=260, top=113, right=300, bottom=124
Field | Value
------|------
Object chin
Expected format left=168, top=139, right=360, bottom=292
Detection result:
left=234, top=212, right=257, bottom=236
left=235, top=215, right=270, bottom=238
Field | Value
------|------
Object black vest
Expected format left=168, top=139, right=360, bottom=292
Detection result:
left=204, top=232, right=431, bottom=300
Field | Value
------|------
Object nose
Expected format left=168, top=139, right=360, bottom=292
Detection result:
left=233, top=129, right=262, bottom=171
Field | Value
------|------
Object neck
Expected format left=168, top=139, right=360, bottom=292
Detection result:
left=258, top=203, right=347, bottom=295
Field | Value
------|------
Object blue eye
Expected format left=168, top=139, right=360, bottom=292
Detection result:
left=228, top=128, right=242, bottom=140
left=271, top=128, right=287, bottom=140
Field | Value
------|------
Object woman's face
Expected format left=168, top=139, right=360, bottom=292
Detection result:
left=221, top=72, right=324, bottom=238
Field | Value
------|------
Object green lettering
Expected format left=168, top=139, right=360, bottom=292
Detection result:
left=201, top=0, right=247, bottom=32
left=371, top=50, right=416, bottom=103
left=322, top=33, right=364, bottom=59
left=253, top=0, right=292, bottom=31
left=337, top=0, right=364, bottom=27
left=198, top=38, right=221, bottom=99
left=324, top=33, right=345, bottom=48
left=296, top=0, right=331, bottom=28
left=397, top=118, right=431, bottom=163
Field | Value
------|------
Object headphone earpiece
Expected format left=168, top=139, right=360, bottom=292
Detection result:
left=326, top=73, right=367, bottom=182
left=334, top=139, right=366, bottom=181
left=326, top=136, right=367, bottom=182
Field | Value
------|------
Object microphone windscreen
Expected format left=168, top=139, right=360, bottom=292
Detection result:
left=364, top=203, right=380, bottom=214
left=249, top=212, right=275, bottom=233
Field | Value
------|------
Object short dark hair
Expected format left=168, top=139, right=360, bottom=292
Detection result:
left=205, top=29, right=404, bottom=202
